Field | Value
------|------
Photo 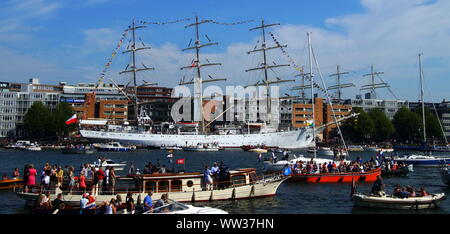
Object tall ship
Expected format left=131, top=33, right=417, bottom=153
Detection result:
left=79, top=17, right=315, bottom=149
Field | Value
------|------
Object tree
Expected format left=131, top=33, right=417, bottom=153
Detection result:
left=51, top=102, right=76, bottom=137
left=368, top=108, right=395, bottom=142
left=392, top=107, right=421, bottom=143
left=341, top=107, right=374, bottom=143
left=413, top=108, right=445, bottom=143
left=24, top=102, right=52, bottom=138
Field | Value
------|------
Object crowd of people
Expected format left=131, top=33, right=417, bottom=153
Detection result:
left=21, top=158, right=117, bottom=196
left=287, top=157, right=379, bottom=175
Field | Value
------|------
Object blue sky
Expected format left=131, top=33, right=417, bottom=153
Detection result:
left=1, top=0, right=449, bottom=102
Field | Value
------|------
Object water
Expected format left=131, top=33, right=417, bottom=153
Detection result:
left=0, top=148, right=449, bottom=214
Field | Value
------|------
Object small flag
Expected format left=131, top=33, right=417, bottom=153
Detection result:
left=176, top=158, right=185, bottom=165
left=283, top=166, right=292, bottom=176
left=306, top=119, right=314, bottom=127
left=65, top=114, right=78, bottom=125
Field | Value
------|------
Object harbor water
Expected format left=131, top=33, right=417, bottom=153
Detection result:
left=0, top=148, right=449, bottom=214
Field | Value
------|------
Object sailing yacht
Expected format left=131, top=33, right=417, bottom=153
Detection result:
left=79, top=17, right=315, bottom=149
left=393, top=54, right=450, bottom=166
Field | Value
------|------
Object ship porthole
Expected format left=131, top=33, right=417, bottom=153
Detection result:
left=187, top=180, right=194, bottom=187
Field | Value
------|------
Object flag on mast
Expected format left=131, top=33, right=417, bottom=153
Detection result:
left=65, top=114, right=78, bottom=125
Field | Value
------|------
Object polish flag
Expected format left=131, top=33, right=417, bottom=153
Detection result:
left=65, top=114, right=78, bottom=125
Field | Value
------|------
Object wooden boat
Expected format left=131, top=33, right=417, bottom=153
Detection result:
left=241, top=145, right=268, bottom=152
left=287, top=168, right=381, bottom=183
left=0, top=178, right=23, bottom=190
left=16, top=168, right=288, bottom=207
left=352, top=193, right=446, bottom=210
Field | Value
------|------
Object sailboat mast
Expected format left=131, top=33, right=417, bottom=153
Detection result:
left=419, top=53, right=427, bottom=145
left=308, top=32, right=316, bottom=158
left=131, top=20, right=139, bottom=124
left=260, top=19, right=271, bottom=117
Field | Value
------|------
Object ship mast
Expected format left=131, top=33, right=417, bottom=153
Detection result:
left=361, top=65, right=388, bottom=99
left=328, top=65, right=354, bottom=100
left=419, top=53, right=427, bottom=145
left=246, top=18, right=292, bottom=125
left=180, top=15, right=226, bottom=133
left=119, top=20, right=154, bottom=125
left=307, top=32, right=317, bottom=158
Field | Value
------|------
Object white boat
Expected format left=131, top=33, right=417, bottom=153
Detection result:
left=81, top=128, right=314, bottom=150
left=364, top=146, right=394, bottom=153
left=25, top=143, right=42, bottom=151
left=93, top=142, right=134, bottom=152
left=182, top=143, right=221, bottom=152
left=393, top=154, right=450, bottom=167
left=249, top=148, right=268, bottom=153
left=16, top=168, right=288, bottom=207
left=92, top=159, right=127, bottom=171
left=143, top=200, right=228, bottom=214
left=7, top=140, right=42, bottom=151
left=160, top=146, right=182, bottom=151
left=352, top=193, right=446, bottom=210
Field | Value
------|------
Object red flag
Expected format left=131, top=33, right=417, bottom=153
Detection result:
left=176, top=158, right=185, bottom=165
left=65, top=114, right=78, bottom=125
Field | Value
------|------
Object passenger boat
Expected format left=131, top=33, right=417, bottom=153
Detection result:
left=392, top=154, right=450, bottom=167
left=441, top=167, right=450, bottom=186
left=0, top=178, right=23, bottom=190
left=352, top=193, right=446, bottom=210
left=143, top=199, right=228, bottom=214
left=93, top=142, right=134, bottom=152
left=182, top=143, right=222, bottom=152
left=91, top=159, right=127, bottom=171
left=288, top=168, right=381, bottom=183
left=15, top=168, right=288, bottom=207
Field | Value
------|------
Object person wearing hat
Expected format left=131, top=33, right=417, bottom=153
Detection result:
left=80, top=193, right=89, bottom=214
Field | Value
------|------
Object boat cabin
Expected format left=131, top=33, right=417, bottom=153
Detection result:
left=117, top=168, right=259, bottom=193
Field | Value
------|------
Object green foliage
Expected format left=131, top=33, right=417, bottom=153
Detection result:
left=341, top=107, right=375, bottom=143
left=368, top=108, right=395, bottom=142
left=413, top=108, right=445, bottom=142
left=24, top=102, right=76, bottom=139
left=392, top=107, right=421, bottom=142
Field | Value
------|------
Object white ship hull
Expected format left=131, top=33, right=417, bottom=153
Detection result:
left=80, top=128, right=314, bottom=149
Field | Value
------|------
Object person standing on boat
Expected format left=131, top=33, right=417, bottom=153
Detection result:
left=257, top=153, right=263, bottom=162
left=79, top=193, right=89, bottom=214
left=143, top=191, right=153, bottom=213
left=12, top=168, right=19, bottom=179
left=218, top=161, right=230, bottom=189
left=109, top=167, right=116, bottom=194
left=26, top=164, right=37, bottom=193
left=371, top=175, right=385, bottom=196
left=271, top=152, right=277, bottom=163
left=126, top=192, right=135, bottom=214
left=211, top=162, right=220, bottom=189
left=204, top=166, right=213, bottom=191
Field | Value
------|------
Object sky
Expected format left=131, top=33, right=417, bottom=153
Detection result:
left=0, top=0, right=449, bottom=102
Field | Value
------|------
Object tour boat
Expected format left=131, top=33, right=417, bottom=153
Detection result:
left=15, top=168, right=288, bottom=207
left=182, top=143, right=221, bottom=152
left=288, top=167, right=381, bottom=183
left=143, top=199, right=228, bottom=214
left=392, top=154, right=450, bottom=167
left=352, top=192, right=446, bottom=210
left=93, top=142, right=134, bottom=152
left=0, top=178, right=23, bottom=190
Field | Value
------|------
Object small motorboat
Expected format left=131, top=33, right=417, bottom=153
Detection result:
left=142, top=200, right=228, bottom=214
left=62, top=146, right=95, bottom=154
left=92, top=159, right=127, bottom=171
left=160, top=146, right=182, bottom=151
left=241, top=145, right=268, bottom=152
left=0, top=178, right=23, bottom=190
left=249, top=148, right=268, bottom=153
left=352, top=193, right=446, bottom=210
left=93, top=142, right=133, bottom=152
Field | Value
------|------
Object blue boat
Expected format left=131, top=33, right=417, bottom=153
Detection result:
left=393, top=154, right=450, bottom=167
left=393, top=145, right=450, bottom=152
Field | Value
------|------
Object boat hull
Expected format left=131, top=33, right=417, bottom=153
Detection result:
left=0, top=179, right=23, bottom=190
left=352, top=193, right=446, bottom=210
left=394, top=158, right=450, bottom=167
left=16, top=175, right=288, bottom=206
left=287, top=168, right=382, bottom=183
left=80, top=128, right=314, bottom=149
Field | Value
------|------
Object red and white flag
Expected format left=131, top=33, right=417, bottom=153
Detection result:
left=65, top=114, right=78, bottom=125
